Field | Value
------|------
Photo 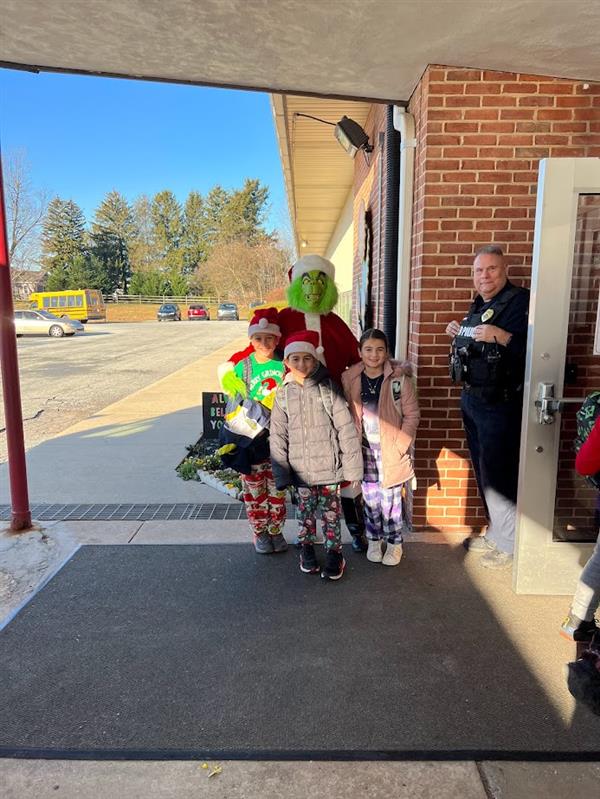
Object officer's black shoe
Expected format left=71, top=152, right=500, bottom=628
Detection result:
left=351, top=534, right=368, bottom=553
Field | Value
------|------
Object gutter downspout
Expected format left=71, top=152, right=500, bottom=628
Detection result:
left=393, top=106, right=416, bottom=360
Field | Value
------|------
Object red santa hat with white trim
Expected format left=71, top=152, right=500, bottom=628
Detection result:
left=283, top=329, right=324, bottom=360
left=288, top=254, right=336, bottom=283
left=247, top=307, right=281, bottom=338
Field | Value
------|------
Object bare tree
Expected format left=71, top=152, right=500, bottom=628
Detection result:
left=5, top=149, right=49, bottom=276
left=198, top=240, right=289, bottom=304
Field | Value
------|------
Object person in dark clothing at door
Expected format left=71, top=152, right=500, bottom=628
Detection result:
left=445, top=245, right=530, bottom=570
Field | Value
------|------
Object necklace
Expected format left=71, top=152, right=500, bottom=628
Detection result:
left=363, top=373, right=383, bottom=396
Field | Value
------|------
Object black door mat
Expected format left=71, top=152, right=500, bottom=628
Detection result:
left=1, top=544, right=599, bottom=761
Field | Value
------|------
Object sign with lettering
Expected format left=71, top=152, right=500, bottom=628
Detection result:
left=202, top=392, right=227, bottom=439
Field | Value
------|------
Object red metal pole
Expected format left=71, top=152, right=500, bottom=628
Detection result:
left=0, top=148, right=32, bottom=531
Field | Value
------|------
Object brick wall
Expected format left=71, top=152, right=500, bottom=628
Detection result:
left=407, top=65, right=600, bottom=533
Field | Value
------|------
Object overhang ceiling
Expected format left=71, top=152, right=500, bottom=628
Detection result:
left=2, top=1, right=600, bottom=103
left=272, top=95, right=371, bottom=256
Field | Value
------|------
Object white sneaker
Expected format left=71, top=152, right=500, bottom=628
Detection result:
left=382, top=542, right=403, bottom=566
left=366, top=540, right=383, bottom=562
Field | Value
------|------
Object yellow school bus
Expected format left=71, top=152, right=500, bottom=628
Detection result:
left=29, top=289, right=106, bottom=322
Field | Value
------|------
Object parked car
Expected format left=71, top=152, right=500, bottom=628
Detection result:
left=187, top=303, right=210, bottom=321
left=14, top=309, right=79, bottom=337
left=217, top=302, right=239, bottom=321
left=59, top=314, right=85, bottom=332
left=157, top=303, right=181, bottom=321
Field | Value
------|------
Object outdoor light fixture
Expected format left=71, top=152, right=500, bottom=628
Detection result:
left=294, top=112, right=373, bottom=160
left=300, top=239, right=309, bottom=248
left=334, top=116, right=374, bottom=159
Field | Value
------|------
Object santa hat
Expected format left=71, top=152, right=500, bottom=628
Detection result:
left=248, top=307, right=281, bottom=338
left=283, top=329, right=324, bottom=360
left=288, top=254, right=335, bottom=284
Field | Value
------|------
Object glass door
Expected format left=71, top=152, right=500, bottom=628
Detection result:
left=514, top=158, right=600, bottom=594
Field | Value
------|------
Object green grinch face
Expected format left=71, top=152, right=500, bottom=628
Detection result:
left=301, top=271, right=327, bottom=310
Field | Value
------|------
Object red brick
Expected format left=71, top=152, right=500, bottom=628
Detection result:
left=484, top=70, right=512, bottom=80
left=464, top=108, right=499, bottom=120
left=428, top=109, right=464, bottom=120
left=442, top=171, right=477, bottom=182
left=458, top=207, right=493, bottom=218
left=494, top=207, right=529, bottom=218
left=574, top=83, right=600, bottom=95
left=426, top=134, right=461, bottom=145
left=496, top=159, right=531, bottom=170
left=502, top=82, right=537, bottom=94
left=478, top=121, right=512, bottom=134
left=425, top=159, right=460, bottom=170
left=573, top=109, right=600, bottom=120
left=441, top=219, right=473, bottom=230
left=517, top=95, right=555, bottom=107
left=477, top=146, right=515, bottom=157
left=482, top=95, right=517, bottom=107
left=572, top=134, right=600, bottom=145
left=557, top=96, right=592, bottom=107
left=537, top=108, right=573, bottom=120
left=515, top=121, right=551, bottom=133
left=500, top=109, right=535, bottom=120
left=477, top=171, right=513, bottom=182
left=538, top=82, right=575, bottom=94
left=459, top=134, right=497, bottom=145
left=442, top=146, right=479, bottom=158
left=515, top=147, right=550, bottom=158
left=476, top=195, right=511, bottom=206
left=498, top=134, right=533, bottom=145
left=460, top=159, right=497, bottom=170
left=445, top=95, right=482, bottom=108
left=447, top=69, right=482, bottom=81
left=444, top=122, right=479, bottom=133
left=426, top=68, right=447, bottom=81
left=551, top=122, right=588, bottom=133
left=428, top=184, right=465, bottom=195
left=512, top=171, right=539, bottom=182
left=549, top=146, right=588, bottom=157
left=516, top=73, right=544, bottom=82
left=424, top=206, right=459, bottom=218
left=429, top=82, right=464, bottom=94
left=441, top=196, right=475, bottom=207
left=465, top=82, right=501, bottom=94
left=475, top=219, right=510, bottom=231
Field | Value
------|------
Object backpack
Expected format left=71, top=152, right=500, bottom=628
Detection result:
left=575, top=391, right=600, bottom=490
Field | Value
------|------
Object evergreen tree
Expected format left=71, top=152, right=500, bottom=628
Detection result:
left=41, top=198, right=86, bottom=288
left=200, top=185, right=229, bottom=252
left=182, top=191, right=207, bottom=274
left=64, top=253, right=111, bottom=293
left=90, top=191, right=136, bottom=293
left=219, top=178, right=270, bottom=244
left=129, top=195, right=157, bottom=275
left=129, top=268, right=169, bottom=296
left=151, top=190, right=184, bottom=274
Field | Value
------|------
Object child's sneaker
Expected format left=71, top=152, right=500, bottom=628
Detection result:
left=366, top=539, right=383, bottom=562
left=270, top=533, right=288, bottom=553
left=321, top=549, right=346, bottom=581
left=560, top=611, right=599, bottom=642
left=382, top=542, right=403, bottom=566
left=300, top=543, right=320, bottom=574
left=254, top=532, right=274, bottom=554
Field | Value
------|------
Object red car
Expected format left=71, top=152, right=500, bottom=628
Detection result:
left=187, top=303, right=210, bottom=321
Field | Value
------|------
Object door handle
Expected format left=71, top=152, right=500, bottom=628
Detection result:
left=535, top=382, right=586, bottom=425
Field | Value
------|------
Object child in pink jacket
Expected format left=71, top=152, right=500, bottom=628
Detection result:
left=341, top=329, right=419, bottom=566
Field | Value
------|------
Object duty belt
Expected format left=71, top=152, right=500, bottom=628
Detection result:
left=463, top=384, right=522, bottom=403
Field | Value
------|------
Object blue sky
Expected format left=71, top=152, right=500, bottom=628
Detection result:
left=0, top=68, right=289, bottom=234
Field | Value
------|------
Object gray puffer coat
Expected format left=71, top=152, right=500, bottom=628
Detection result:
left=270, top=364, right=363, bottom=489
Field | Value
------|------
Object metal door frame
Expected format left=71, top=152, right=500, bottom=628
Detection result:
left=514, top=158, right=600, bottom=594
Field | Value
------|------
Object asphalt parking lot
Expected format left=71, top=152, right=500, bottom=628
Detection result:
left=0, top=320, right=247, bottom=463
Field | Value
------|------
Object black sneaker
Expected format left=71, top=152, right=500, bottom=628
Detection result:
left=254, top=532, right=274, bottom=554
left=351, top=534, right=368, bottom=553
left=321, top=549, right=346, bottom=581
left=560, top=612, right=599, bottom=642
left=300, top=543, right=319, bottom=574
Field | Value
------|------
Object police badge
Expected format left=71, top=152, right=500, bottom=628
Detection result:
left=481, top=308, right=495, bottom=323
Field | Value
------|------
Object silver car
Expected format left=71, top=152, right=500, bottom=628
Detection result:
left=14, top=309, right=79, bottom=337
left=217, top=302, right=239, bottom=321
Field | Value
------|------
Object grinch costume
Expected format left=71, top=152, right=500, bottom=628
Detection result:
left=218, top=254, right=367, bottom=551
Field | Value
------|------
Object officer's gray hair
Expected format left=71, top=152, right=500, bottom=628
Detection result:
left=474, top=244, right=504, bottom=259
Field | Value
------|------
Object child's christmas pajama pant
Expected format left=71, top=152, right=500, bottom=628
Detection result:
left=241, top=460, right=286, bottom=537
left=296, top=484, right=342, bottom=552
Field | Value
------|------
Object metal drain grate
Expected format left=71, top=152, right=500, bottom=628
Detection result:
left=0, top=503, right=297, bottom=522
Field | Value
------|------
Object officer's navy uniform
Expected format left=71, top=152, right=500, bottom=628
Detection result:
left=450, top=280, right=529, bottom=554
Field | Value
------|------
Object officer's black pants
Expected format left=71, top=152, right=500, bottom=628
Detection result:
left=461, top=391, right=523, bottom=554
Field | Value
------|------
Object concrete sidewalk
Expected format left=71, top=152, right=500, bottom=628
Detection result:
left=1, top=520, right=599, bottom=798
left=0, top=336, right=248, bottom=505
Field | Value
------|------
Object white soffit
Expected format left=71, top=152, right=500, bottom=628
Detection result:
left=2, top=1, right=600, bottom=102
left=272, top=95, right=371, bottom=256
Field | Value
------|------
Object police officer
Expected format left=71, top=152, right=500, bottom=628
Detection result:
left=446, top=245, right=529, bottom=569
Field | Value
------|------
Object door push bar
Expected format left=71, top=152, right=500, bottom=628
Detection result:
left=535, top=382, right=586, bottom=425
